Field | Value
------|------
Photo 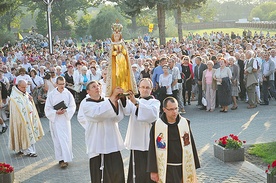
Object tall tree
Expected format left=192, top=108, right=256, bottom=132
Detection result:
left=22, top=0, right=93, bottom=30
left=142, top=0, right=206, bottom=45
left=108, top=0, right=144, bottom=32
left=0, top=0, right=17, bottom=16
left=249, top=2, right=276, bottom=21
left=170, top=0, right=206, bottom=42
left=88, top=6, right=128, bottom=40
left=0, top=0, right=23, bottom=32
left=141, top=0, right=168, bottom=45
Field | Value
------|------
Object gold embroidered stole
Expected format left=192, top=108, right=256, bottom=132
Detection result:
left=155, top=117, right=197, bottom=183
left=9, top=86, right=44, bottom=151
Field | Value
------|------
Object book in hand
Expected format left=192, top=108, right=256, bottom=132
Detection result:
left=53, top=101, right=68, bottom=110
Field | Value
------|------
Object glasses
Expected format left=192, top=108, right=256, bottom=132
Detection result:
left=165, top=107, right=178, bottom=111
left=184, top=59, right=189, bottom=60
left=139, top=86, right=152, bottom=90
left=57, top=83, right=65, bottom=85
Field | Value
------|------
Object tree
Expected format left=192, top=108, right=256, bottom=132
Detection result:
left=268, top=10, right=276, bottom=21
left=114, top=0, right=142, bottom=31
left=169, top=0, right=206, bottom=42
left=75, top=14, right=92, bottom=38
left=249, top=2, right=276, bottom=21
left=133, top=0, right=168, bottom=45
left=194, top=0, right=217, bottom=23
left=88, top=6, right=129, bottom=40
left=0, top=0, right=17, bottom=16
left=0, top=0, right=23, bottom=32
left=22, top=0, right=93, bottom=32
left=140, top=0, right=206, bottom=45
left=36, top=10, right=47, bottom=35
left=216, top=1, right=255, bottom=21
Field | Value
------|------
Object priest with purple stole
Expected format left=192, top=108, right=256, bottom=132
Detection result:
left=147, top=97, right=200, bottom=183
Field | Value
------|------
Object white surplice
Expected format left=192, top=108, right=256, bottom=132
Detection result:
left=122, top=98, right=160, bottom=151
left=77, top=97, right=125, bottom=159
left=45, top=88, right=76, bottom=162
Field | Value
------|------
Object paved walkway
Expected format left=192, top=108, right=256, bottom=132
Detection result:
left=1, top=99, right=275, bottom=183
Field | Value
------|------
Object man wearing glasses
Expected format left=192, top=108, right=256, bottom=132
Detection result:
left=122, top=78, right=160, bottom=183
left=45, top=76, right=76, bottom=168
left=147, top=97, right=200, bottom=183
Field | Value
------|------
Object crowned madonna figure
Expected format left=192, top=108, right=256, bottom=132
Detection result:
left=105, top=22, right=138, bottom=96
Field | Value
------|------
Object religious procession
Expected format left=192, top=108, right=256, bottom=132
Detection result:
left=1, top=22, right=276, bottom=182
left=1, top=0, right=276, bottom=182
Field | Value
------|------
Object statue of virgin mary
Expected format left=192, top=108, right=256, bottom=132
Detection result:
left=105, top=22, right=138, bottom=96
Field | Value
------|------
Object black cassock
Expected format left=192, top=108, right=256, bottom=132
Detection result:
left=147, top=114, right=200, bottom=183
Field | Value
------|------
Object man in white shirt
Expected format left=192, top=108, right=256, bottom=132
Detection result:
left=122, top=78, right=160, bottom=183
left=21, top=57, right=32, bottom=72
left=45, top=76, right=76, bottom=168
left=77, top=81, right=125, bottom=183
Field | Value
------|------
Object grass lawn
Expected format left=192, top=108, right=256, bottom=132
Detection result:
left=248, top=142, right=276, bottom=164
left=182, top=28, right=276, bottom=37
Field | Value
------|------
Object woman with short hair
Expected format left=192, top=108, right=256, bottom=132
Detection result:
left=228, top=57, right=240, bottom=110
left=214, top=58, right=232, bottom=113
left=202, top=61, right=217, bottom=112
left=76, top=66, right=91, bottom=102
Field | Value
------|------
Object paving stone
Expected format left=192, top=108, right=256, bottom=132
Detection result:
left=0, top=100, right=274, bottom=182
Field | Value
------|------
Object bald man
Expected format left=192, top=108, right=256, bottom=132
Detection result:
left=9, top=80, right=44, bottom=157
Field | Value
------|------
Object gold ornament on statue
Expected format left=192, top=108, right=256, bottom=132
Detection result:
left=111, top=21, right=123, bottom=34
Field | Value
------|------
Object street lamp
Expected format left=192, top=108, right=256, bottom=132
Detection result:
left=43, top=0, right=54, bottom=55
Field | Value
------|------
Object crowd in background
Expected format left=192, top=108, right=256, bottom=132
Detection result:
left=0, top=29, right=276, bottom=118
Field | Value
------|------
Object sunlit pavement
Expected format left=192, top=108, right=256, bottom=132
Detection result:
left=1, top=99, right=275, bottom=182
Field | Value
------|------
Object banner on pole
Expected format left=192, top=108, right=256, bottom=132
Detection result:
left=148, top=24, right=154, bottom=32
left=18, top=33, right=23, bottom=40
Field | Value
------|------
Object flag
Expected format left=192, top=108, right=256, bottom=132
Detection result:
left=149, top=24, right=154, bottom=32
left=18, top=33, right=23, bottom=40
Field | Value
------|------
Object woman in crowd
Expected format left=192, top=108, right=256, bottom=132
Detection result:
left=140, top=62, right=151, bottom=79
left=37, top=84, right=48, bottom=117
left=181, top=56, right=193, bottom=105
left=214, top=58, right=232, bottom=113
left=38, top=66, right=46, bottom=78
left=55, top=66, right=64, bottom=77
left=15, top=67, right=32, bottom=94
left=89, top=66, right=101, bottom=81
left=64, top=64, right=75, bottom=95
left=30, top=69, right=44, bottom=92
left=228, top=56, right=240, bottom=110
left=76, top=66, right=91, bottom=102
left=159, top=64, right=172, bottom=110
left=73, top=61, right=84, bottom=86
left=0, top=71, right=10, bottom=91
left=30, top=69, right=44, bottom=113
left=44, top=68, right=57, bottom=96
left=202, top=61, right=217, bottom=112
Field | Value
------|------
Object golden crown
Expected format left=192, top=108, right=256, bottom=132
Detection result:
left=111, top=22, right=123, bottom=34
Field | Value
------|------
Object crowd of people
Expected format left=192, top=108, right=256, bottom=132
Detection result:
left=0, top=28, right=276, bottom=182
